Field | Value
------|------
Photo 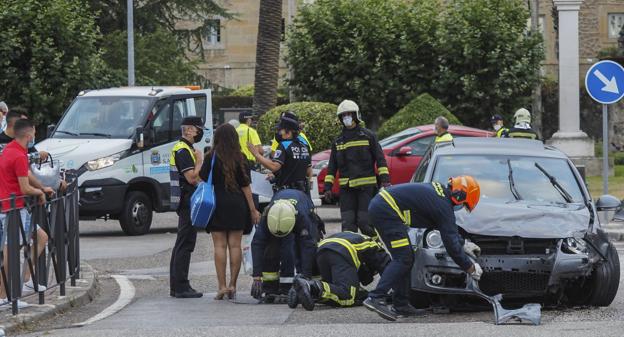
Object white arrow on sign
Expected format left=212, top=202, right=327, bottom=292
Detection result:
left=594, top=69, right=620, bottom=94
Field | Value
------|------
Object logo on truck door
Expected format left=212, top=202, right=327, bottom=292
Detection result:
left=151, top=150, right=161, bottom=165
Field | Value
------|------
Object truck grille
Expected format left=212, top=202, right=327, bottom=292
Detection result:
left=479, top=271, right=549, bottom=296
left=469, top=235, right=558, bottom=255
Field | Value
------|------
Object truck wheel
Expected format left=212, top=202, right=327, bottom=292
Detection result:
left=588, top=242, right=620, bottom=306
left=119, top=191, right=153, bottom=236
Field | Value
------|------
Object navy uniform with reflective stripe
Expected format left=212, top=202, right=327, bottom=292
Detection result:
left=367, top=182, right=472, bottom=307
left=507, top=127, right=538, bottom=140
left=316, top=232, right=390, bottom=307
left=251, top=189, right=320, bottom=294
left=324, top=125, right=389, bottom=236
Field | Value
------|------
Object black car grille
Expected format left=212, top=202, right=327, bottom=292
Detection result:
left=469, top=235, right=558, bottom=255
left=479, top=271, right=550, bottom=296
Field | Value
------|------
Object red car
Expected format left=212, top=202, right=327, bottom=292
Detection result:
left=312, top=124, right=493, bottom=200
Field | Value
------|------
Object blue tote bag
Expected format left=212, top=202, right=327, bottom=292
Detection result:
left=191, top=154, right=216, bottom=229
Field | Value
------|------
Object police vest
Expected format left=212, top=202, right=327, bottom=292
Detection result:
left=435, top=132, right=453, bottom=143
left=169, top=140, right=196, bottom=210
left=496, top=127, right=510, bottom=138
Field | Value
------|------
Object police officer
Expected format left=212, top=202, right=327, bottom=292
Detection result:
left=293, top=231, right=390, bottom=311
left=508, top=108, right=539, bottom=140
left=491, top=114, right=510, bottom=138
left=434, top=116, right=453, bottom=143
left=249, top=113, right=311, bottom=193
left=363, top=176, right=483, bottom=321
left=270, top=111, right=312, bottom=155
left=324, top=100, right=390, bottom=236
left=250, top=189, right=322, bottom=300
left=169, top=117, right=205, bottom=298
left=237, top=111, right=263, bottom=169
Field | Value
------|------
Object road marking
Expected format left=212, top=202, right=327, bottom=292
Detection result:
left=73, top=275, right=135, bottom=327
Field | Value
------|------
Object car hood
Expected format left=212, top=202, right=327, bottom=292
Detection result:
left=455, top=200, right=590, bottom=239
left=36, top=138, right=132, bottom=170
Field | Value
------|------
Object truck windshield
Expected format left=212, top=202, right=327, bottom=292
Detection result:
left=53, top=97, right=153, bottom=139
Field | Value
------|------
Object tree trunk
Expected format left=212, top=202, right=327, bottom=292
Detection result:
left=253, top=0, right=283, bottom=115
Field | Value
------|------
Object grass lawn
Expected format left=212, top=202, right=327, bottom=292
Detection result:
left=586, top=165, right=624, bottom=199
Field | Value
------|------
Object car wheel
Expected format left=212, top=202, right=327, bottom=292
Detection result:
left=588, top=242, right=620, bottom=306
left=119, top=191, right=153, bottom=236
left=409, top=290, right=432, bottom=309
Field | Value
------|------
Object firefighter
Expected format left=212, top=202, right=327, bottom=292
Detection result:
left=250, top=189, right=323, bottom=301
left=324, top=100, right=390, bottom=236
left=363, top=177, right=483, bottom=321
left=508, top=108, right=539, bottom=140
left=434, top=116, right=453, bottom=143
left=491, top=114, right=510, bottom=138
left=249, top=113, right=312, bottom=193
left=293, top=231, right=390, bottom=311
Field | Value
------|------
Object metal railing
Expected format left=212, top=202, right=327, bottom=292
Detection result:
left=0, top=174, right=80, bottom=315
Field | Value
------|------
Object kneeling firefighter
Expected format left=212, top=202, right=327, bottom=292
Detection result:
left=250, top=189, right=324, bottom=301
left=364, top=176, right=483, bottom=321
left=293, top=231, right=390, bottom=311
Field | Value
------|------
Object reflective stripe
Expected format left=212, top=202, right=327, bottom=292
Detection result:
left=403, top=210, right=411, bottom=226
left=280, top=277, right=294, bottom=283
left=379, top=189, right=406, bottom=223
left=339, top=178, right=350, bottom=186
left=435, top=133, right=453, bottom=143
left=378, top=167, right=389, bottom=175
left=496, top=128, right=509, bottom=138
left=348, top=176, right=377, bottom=187
left=318, top=238, right=361, bottom=268
left=351, top=241, right=382, bottom=251
left=508, top=131, right=537, bottom=139
left=390, top=238, right=409, bottom=248
left=262, top=272, right=279, bottom=281
left=324, top=175, right=335, bottom=184
left=432, top=182, right=445, bottom=197
left=336, top=140, right=370, bottom=151
left=321, top=282, right=356, bottom=306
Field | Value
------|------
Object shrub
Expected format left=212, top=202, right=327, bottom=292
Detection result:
left=257, top=102, right=339, bottom=152
left=230, top=84, right=288, bottom=98
left=377, top=93, right=461, bottom=139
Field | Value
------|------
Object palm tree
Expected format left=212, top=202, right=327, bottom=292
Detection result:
left=253, top=0, right=283, bottom=115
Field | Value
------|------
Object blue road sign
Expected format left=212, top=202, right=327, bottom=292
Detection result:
left=585, top=60, right=624, bottom=104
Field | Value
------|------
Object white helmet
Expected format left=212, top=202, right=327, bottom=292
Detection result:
left=337, top=100, right=361, bottom=122
left=267, top=200, right=297, bottom=237
left=514, top=108, right=531, bottom=124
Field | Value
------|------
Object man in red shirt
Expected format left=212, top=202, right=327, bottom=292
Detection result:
left=0, top=119, right=53, bottom=306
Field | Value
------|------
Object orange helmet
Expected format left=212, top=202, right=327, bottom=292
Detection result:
left=448, top=176, right=480, bottom=212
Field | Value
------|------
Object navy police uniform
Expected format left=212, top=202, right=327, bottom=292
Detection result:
left=273, top=135, right=311, bottom=193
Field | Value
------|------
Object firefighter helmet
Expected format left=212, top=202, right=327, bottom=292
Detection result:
left=448, top=175, right=480, bottom=212
left=337, top=100, right=362, bottom=122
left=267, top=200, right=298, bottom=237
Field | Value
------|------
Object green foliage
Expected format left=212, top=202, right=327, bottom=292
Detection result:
left=0, top=0, right=112, bottom=125
left=231, top=84, right=288, bottom=98
left=257, top=102, right=339, bottom=152
left=287, top=0, right=543, bottom=129
left=377, top=94, right=461, bottom=139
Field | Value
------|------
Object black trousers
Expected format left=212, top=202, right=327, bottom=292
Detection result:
left=170, top=207, right=198, bottom=292
left=317, top=250, right=363, bottom=307
left=340, top=186, right=376, bottom=237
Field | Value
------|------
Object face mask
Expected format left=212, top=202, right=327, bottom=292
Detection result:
left=193, top=128, right=204, bottom=143
left=27, top=137, right=35, bottom=148
left=493, top=124, right=502, bottom=131
left=342, top=116, right=353, bottom=127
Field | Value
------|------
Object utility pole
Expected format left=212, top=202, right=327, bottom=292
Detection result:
left=531, top=0, right=542, bottom=137
left=127, top=0, right=135, bottom=86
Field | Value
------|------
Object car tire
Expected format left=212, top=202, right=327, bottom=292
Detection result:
left=119, top=191, right=153, bottom=236
left=409, top=290, right=432, bottom=309
left=588, top=242, right=620, bottom=306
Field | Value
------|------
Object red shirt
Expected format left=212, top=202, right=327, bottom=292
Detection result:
left=0, top=140, right=29, bottom=211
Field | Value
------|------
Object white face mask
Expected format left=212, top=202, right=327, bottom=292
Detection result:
left=493, top=124, right=502, bottom=131
left=342, top=116, right=353, bottom=127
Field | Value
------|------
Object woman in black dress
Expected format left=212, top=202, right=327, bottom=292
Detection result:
left=200, top=124, right=261, bottom=300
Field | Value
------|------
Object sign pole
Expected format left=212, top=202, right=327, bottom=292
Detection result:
left=603, top=103, right=608, bottom=195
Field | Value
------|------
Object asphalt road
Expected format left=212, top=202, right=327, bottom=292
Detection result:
left=15, top=206, right=624, bottom=337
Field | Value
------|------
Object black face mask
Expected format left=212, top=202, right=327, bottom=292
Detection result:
left=193, top=128, right=204, bottom=143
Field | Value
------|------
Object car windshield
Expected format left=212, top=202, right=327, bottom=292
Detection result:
left=53, top=97, right=153, bottom=139
left=432, top=155, right=584, bottom=204
left=379, top=128, right=421, bottom=148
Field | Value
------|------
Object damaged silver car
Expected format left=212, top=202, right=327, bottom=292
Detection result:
left=409, top=138, right=621, bottom=308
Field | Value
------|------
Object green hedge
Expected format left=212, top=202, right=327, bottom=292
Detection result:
left=257, top=102, right=339, bottom=153
left=377, top=93, right=461, bottom=139
left=230, top=84, right=288, bottom=98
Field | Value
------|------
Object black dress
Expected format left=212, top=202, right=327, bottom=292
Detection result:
left=199, top=153, right=252, bottom=233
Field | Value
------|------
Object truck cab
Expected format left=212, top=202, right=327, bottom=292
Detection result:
left=36, top=86, right=213, bottom=235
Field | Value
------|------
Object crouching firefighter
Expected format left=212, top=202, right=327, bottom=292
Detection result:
left=292, top=232, right=390, bottom=311
left=364, top=176, right=484, bottom=321
left=250, top=189, right=323, bottom=302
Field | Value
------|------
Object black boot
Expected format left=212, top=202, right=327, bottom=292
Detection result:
left=295, top=277, right=320, bottom=311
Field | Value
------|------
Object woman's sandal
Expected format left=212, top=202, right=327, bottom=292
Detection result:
left=214, top=289, right=228, bottom=300
left=226, top=287, right=237, bottom=300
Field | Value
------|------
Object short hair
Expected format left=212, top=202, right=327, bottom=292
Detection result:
left=0, top=101, right=7, bottom=113
left=5, top=111, right=22, bottom=127
left=13, top=118, right=34, bottom=138
left=435, top=116, right=449, bottom=130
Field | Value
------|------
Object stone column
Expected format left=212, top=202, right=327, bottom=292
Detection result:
left=548, top=0, right=595, bottom=158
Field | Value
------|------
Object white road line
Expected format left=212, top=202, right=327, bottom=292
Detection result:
left=73, top=275, right=135, bottom=327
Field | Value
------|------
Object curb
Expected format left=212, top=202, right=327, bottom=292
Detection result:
left=0, top=261, right=97, bottom=335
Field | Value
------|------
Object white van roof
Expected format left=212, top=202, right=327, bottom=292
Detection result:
left=79, top=86, right=201, bottom=98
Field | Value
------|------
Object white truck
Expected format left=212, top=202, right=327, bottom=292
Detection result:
left=37, top=86, right=214, bottom=235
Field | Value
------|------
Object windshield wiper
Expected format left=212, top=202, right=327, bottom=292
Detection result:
left=534, top=162, right=573, bottom=203
left=80, top=132, right=112, bottom=138
left=55, top=130, right=78, bottom=136
left=506, top=159, right=522, bottom=200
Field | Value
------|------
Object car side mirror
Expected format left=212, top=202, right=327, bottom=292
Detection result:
left=135, top=126, right=144, bottom=149
left=396, top=146, right=412, bottom=157
left=46, top=124, right=56, bottom=138
left=595, top=194, right=621, bottom=212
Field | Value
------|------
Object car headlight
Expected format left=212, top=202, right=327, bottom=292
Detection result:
left=562, top=237, right=588, bottom=254
left=86, top=152, right=124, bottom=171
left=425, top=230, right=444, bottom=249
left=313, top=160, right=329, bottom=171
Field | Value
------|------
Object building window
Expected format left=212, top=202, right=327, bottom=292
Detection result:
left=204, top=19, right=221, bottom=46
left=608, top=13, right=624, bottom=39
left=281, top=18, right=286, bottom=42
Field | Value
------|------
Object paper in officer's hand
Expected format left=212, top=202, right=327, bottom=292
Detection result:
left=251, top=171, right=274, bottom=198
